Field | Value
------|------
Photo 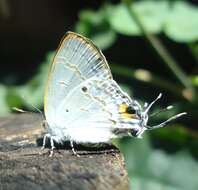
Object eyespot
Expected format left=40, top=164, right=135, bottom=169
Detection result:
left=126, top=106, right=136, bottom=114
left=82, top=86, right=88, bottom=92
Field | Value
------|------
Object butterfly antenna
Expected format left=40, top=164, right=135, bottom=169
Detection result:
left=12, top=106, right=45, bottom=119
left=12, top=107, right=28, bottom=113
left=20, top=95, right=45, bottom=120
left=144, top=93, right=162, bottom=115
left=147, top=112, right=187, bottom=130
left=150, top=105, right=174, bottom=117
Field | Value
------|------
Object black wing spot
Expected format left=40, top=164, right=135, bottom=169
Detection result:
left=126, top=106, right=136, bottom=114
left=116, top=90, right=120, bottom=93
left=82, top=86, right=88, bottom=92
left=66, top=109, right=69, bottom=112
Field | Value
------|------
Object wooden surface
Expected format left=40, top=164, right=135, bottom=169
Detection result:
left=0, top=114, right=129, bottom=190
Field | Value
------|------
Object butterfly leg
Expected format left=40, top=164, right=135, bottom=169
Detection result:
left=49, top=136, right=56, bottom=157
left=70, top=140, right=80, bottom=157
left=41, top=133, right=51, bottom=150
left=40, top=133, right=56, bottom=156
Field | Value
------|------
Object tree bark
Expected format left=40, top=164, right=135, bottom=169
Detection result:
left=0, top=114, right=129, bottom=190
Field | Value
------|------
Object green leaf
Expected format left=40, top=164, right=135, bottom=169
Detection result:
left=75, top=8, right=117, bottom=50
left=106, top=4, right=140, bottom=35
left=164, top=1, right=198, bottom=42
left=105, top=1, right=198, bottom=42
left=0, top=85, right=10, bottom=116
left=78, top=9, right=105, bottom=26
left=116, top=135, right=198, bottom=190
left=90, top=29, right=117, bottom=50
left=192, top=75, right=198, bottom=86
left=6, top=86, right=23, bottom=108
left=107, top=1, right=169, bottom=36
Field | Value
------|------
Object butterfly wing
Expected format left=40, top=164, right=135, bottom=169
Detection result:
left=54, top=77, right=136, bottom=143
left=44, top=32, right=139, bottom=143
left=56, top=77, right=132, bottom=127
left=44, top=32, right=112, bottom=126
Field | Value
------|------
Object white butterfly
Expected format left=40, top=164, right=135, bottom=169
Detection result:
left=42, top=31, right=186, bottom=156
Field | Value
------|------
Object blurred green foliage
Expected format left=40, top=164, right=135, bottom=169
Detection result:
left=76, top=0, right=198, bottom=44
left=0, top=0, right=198, bottom=189
left=115, top=134, right=198, bottom=190
left=107, top=1, right=198, bottom=42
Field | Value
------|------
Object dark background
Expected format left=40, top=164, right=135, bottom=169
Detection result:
left=0, top=0, right=197, bottom=84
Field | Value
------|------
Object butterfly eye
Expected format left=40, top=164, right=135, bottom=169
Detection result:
left=126, top=106, right=136, bottom=114
left=131, top=128, right=139, bottom=137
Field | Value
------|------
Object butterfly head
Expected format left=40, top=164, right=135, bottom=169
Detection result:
left=120, top=93, right=186, bottom=138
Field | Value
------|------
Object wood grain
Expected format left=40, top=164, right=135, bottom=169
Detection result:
left=0, top=114, right=129, bottom=190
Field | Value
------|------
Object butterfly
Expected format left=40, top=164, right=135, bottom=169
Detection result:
left=42, top=31, right=186, bottom=156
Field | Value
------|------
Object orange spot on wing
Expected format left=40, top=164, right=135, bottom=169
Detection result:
left=121, top=113, right=136, bottom=120
left=119, top=104, right=128, bottom=113
left=119, top=104, right=137, bottom=120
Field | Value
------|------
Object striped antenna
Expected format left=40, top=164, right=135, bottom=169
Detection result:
left=147, top=112, right=187, bottom=129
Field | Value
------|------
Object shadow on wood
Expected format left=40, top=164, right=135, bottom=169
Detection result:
left=0, top=114, right=129, bottom=190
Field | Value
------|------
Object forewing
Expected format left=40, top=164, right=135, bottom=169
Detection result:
left=44, top=32, right=112, bottom=124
